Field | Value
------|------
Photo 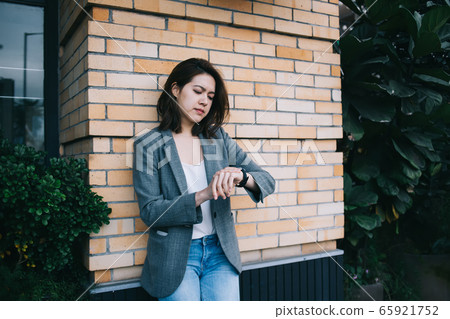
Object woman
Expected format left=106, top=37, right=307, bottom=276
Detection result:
left=133, top=58, right=275, bottom=301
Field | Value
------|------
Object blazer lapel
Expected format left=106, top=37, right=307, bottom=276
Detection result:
left=162, top=130, right=188, bottom=194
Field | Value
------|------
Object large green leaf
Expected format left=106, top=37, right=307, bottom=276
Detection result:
left=421, top=6, right=450, bottom=33
left=378, top=80, right=416, bottom=98
left=347, top=185, right=379, bottom=208
left=352, top=97, right=396, bottom=122
left=376, top=175, right=400, bottom=196
left=352, top=155, right=380, bottom=181
left=353, top=214, right=381, bottom=231
left=404, top=130, right=434, bottom=150
left=416, top=87, right=444, bottom=114
left=343, top=107, right=365, bottom=140
left=401, top=97, right=421, bottom=115
left=412, top=32, right=442, bottom=57
left=392, top=139, right=426, bottom=169
left=413, top=74, right=450, bottom=87
left=401, top=161, right=422, bottom=181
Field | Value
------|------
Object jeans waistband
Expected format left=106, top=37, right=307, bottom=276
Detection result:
left=191, top=233, right=218, bottom=245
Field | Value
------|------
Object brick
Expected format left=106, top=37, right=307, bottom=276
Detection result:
left=276, top=46, right=313, bottom=61
left=92, top=137, right=110, bottom=152
left=234, top=12, right=274, bottom=31
left=293, top=9, right=328, bottom=26
left=261, top=32, right=296, bottom=47
left=265, top=166, right=298, bottom=180
left=279, top=126, right=316, bottom=139
left=93, top=186, right=135, bottom=202
left=274, top=0, right=311, bottom=11
left=280, top=204, right=317, bottom=219
left=297, top=113, right=333, bottom=126
left=241, top=250, right=261, bottom=263
left=88, top=71, right=105, bottom=87
left=238, top=236, right=278, bottom=252
left=89, top=154, right=127, bottom=169
left=255, top=57, right=294, bottom=72
left=135, top=28, right=186, bottom=46
left=210, top=51, right=253, bottom=68
left=88, top=252, right=133, bottom=271
left=109, top=202, right=140, bottom=218
left=318, top=227, right=344, bottom=241
left=218, top=26, right=260, bottom=42
left=334, top=164, right=344, bottom=177
left=186, top=4, right=232, bottom=23
left=333, top=114, right=343, bottom=126
left=168, top=18, right=215, bottom=36
left=94, top=270, right=111, bottom=283
left=276, top=72, right=314, bottom=86
left=312, top=1, right=339, bottom=16
left=187, top=34, right=233, bottom=51
left=133, top=90, right=161, bottom=106
left=113, top=266, right=143, bottom=281
left=235, top=41, right=275, bottom=57
left=135, top=218, right=148, bottom=232
left=295, top=61, right=330, bottom=75
left=134, top=0, right=185, bottom=17
left=88, top=37, right=105, bottom=53
left=135, top=250, right=147, bottom=265
left=296, top=87, right=331, bottom=101
left=230, top=195, right=257, bottom=210
left=317, top=127, right=343, bottom=139
left=234, top=68, right=275, bottom=83
left=330, top=16, right=340, bottom=28
left=208, top=0, right=252, bottom=12
left=234, top=96, right=276, bottom=111
left=216, top=66, right=234, bottom=80
left=253, top=2, right=292, bottom=20
left=89, top=54, right=131, bottom=72
left=94, top=218, right=134, bottom=236
left=92, top=7, right=109, bottom=22
left=280, top=230, right=316, bottom=246
left=235, top=224, right=257, bottom=237
left=320, top=152, right=343, bottom=164
left=106, top=73, right=157, bottom=89
left=275, top=19, right=312, bottom=37
left=255, top=83, right=295, bottom=98
left=89, top=0, right=133, bottom=7
left=334, top=189, right=344, bottom=201
left=298, top=191, right=334, bottom=204
left=88, top=104, right=106, bottom=119
left=318, top=202, right=344, bottom=215
left=160, top=45, right=209, bottom=61
left=298, top=38, right=331, bottom=52
left=108, top=105, right=158, bottom=121
left=262, top=245, right=301, bottom=260
left=277, top=99, right=314, bottom=113
left=236, top=125, right=278, bottom=138
left=111, top=138, right=128, bottom=153
left=112, top=10, right=165, bottom=29
left=256, top=111, right=296, bottom=125
left=315, top=102, right=341, bottom=113
left=279, top=179, right=317, bottom=192
left=298, top=215, right=334, bottom=231
left=90, top=171, right=106, bottom=185
left=236, top=207, right=278, bottom=223
left=332, top=89, right=341, bottom=102
left=134, top=59, right=178, bottom=74
left=88, top=21, right=133, bottom=39
left=258, top=220, right=298, bottom=235
left=298, top=166, right=334, bottom=178
left=88, top=88, right=132, bottom=104
left=90, top=238, right=107, bottom=254
left=107, top=39, right=158, bottom=57
left=331, top=65, right=341, bottom=77
left=225, top=81, right=254, bottom=95
left=302, top=240, right=336, bottom=255
left=335, top=214, right=344, bottom=227
left=89, top=120, right=133, bottom=136
left=314, top=52, right=340, bottom=64
left=229, top=109, right=255, bottom=124
left=108, top=170, right=133, bottom=186
left=109, top=234, right=148, bottom=252
left=315, top=76, right=341, bottom=89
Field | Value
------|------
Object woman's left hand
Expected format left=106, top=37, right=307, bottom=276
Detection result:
left=211, top=167, right=243, bottom=200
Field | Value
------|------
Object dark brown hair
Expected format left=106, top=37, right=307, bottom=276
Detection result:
left=157, top=58, right=229, bottom=138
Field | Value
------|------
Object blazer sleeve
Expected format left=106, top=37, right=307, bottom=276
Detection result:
left=133, top=140, right=203, bottom=229
left=220, top=128, right=276, bottom=203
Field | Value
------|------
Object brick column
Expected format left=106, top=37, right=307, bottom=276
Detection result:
left=59, top=0, right=343, bottom=285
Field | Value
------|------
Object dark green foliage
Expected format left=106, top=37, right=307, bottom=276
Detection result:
left=0, top=137, right=111, bottom=273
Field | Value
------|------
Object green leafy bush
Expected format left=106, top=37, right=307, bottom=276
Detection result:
left=0, top=137, right=111, bottom=273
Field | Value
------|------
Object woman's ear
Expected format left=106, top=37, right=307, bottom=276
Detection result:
left=171, top=82, right=180, bottom=99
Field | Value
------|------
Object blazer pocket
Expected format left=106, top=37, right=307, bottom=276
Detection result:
left=156, top=230, right=169, bottom=237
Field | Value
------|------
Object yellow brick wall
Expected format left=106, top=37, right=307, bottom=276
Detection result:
left=59, top=0, right=343, bottom=284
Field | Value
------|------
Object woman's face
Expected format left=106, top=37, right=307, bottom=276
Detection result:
left=172, top=73, right=216, bottom=126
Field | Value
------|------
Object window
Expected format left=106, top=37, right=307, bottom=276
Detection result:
left=0, top=0, right=58, bottom=157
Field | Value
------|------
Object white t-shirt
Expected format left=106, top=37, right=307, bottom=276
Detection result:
left=181, top=160, right=215, bottom=239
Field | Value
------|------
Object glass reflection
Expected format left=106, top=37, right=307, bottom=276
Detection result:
left=0, top=2, right=44, bottom=151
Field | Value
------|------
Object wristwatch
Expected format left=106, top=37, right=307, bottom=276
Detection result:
left=236, top=167, right=249, bottom=188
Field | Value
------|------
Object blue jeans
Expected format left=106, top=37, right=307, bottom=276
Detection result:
left=159, top=234, right=240, bottom=301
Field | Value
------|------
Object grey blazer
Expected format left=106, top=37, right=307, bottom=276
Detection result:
left=133, top=127, right=275, bottom=298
